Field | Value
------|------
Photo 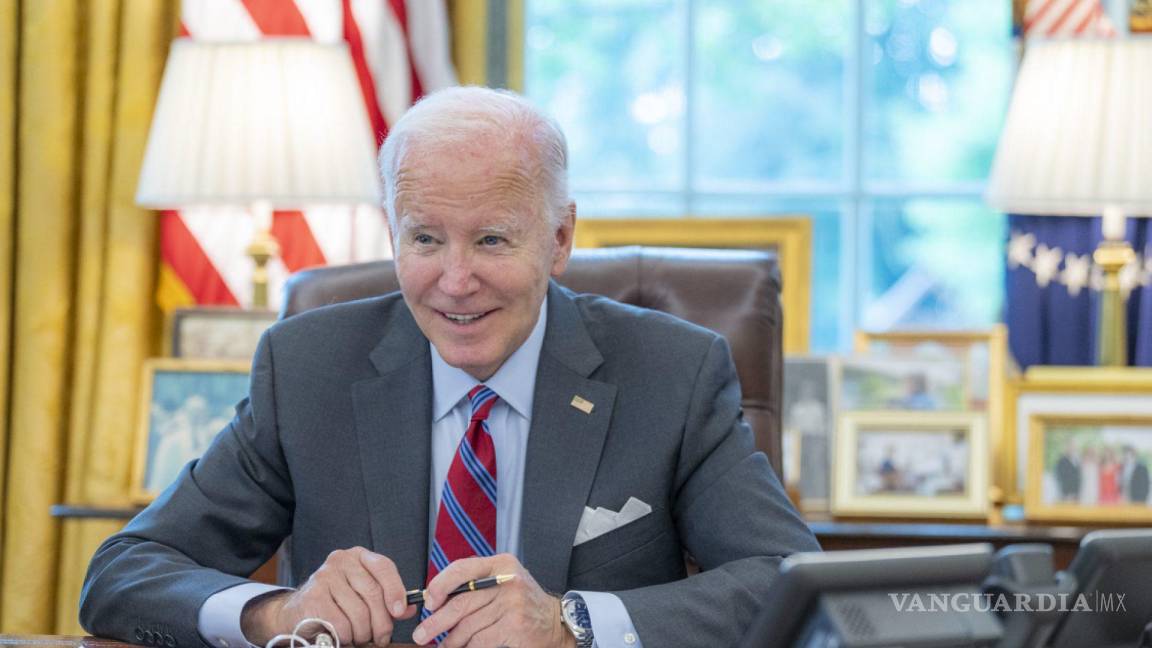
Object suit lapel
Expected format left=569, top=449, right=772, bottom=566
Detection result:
left=352, top=304, right=433, bottom=591
left=520, top=283, right=616, bottom=594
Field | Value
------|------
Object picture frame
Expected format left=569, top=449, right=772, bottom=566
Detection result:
left=132, top=358, right=251, bottom=503
left=832, top=411, right=989, bottom=518
left=167, top=307, right=278, bottom=360
left=783, top=356, right=837, bottom=510
left=854, top=326, right=1010, bottom=500
left=837, top=355, right=968, bottom=412
left=1132, top=0, right=1152, bottom=33
left=574, top=217, right=812, bottom=353
left=1025, top=413, right=1152, bottom=523
left=1007, top=366, right=1152, bottom=507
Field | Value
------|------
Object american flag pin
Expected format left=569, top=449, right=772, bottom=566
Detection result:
left=570, top=395, right=594, bottom=414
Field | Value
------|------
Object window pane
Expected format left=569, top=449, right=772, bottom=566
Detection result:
left=572, top=191, right=687, bottom=216
left=684, top=198, right=843, bottom=353
left=693, top=0, right=849, bottom=189
left=862, top=198, right=1005, bottom=330
left=863, top=0, right=1014, bottom=184
left=525, top=0, right=684, bottom=191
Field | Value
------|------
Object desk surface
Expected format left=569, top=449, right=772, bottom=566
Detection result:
left=0, top=637, right=417, bottom=648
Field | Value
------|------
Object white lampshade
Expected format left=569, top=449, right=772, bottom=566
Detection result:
left=986, top=38, right=1152, bottom=217
left=136, top=38, right=381, bottom=208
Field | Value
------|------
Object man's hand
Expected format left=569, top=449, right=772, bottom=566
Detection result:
left=411, top=554, right=575, bottom=648
left=241, top=547, right=417, bottom=647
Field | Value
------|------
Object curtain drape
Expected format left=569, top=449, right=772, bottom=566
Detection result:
left=1006, top=214, right=1152, bottom=368
left=0, top=0, right=176, bottom=633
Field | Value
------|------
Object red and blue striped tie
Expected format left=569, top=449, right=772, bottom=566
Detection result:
left=423, top=385, right=499, bottom=621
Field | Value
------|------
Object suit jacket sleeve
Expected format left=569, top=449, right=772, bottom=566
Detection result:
left=613, top=335, right=820, bottom=647
left=79, top=332, right=293, bottom=648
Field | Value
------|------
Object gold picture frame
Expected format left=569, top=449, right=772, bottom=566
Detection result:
left=854, top=326, right=1009, bottom=501
left=132, top=358, right=250, bottom=503
left=1025, top=413, right=1152, bottom=523
left=1006, top=367, right=1152, bottom=507
left=165, top=306, right=278, bottom=359
left=832, top=411, right=989, bottom=519
left=574, top=217, right=812, bottom=353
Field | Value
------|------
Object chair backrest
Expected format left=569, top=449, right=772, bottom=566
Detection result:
left=281, top=246, right=785, bottom=476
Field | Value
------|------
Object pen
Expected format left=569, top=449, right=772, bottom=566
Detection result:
left=405, top=574, right=517, bottom=606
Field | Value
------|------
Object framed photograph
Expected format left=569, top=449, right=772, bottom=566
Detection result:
left=838, top=356, right=967, bottom=412
left=1008, top=367, right=1152, bottom=506
left=132, top=358, right=250, bottom=502
left=1025, top=414, right=1152, bottom=523
left=854, top=326, right=1010, bottom=499
left=574, top=217, right=812, bottom=354
left=832, top=411, right=989, bottom=518
left=783, top=356, right=837, bottom=509
left=168, top=307, right=278, bottom=360
left=1132, top=0, right=1152, bottom=33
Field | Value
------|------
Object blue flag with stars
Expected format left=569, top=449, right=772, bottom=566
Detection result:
left=1006, top=215, right=1152, bottom=368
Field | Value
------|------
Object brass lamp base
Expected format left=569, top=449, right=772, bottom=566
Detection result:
left=246, top=226, right=281, bottom=309
left=1094, top=240, right=1136, bottom=367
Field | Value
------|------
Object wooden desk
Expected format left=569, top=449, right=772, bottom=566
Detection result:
left=0, top=636, right=417, bottom=648
left=810, top=520, right=1089, bottom=569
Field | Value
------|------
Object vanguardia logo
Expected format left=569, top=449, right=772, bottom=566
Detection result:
left=888, top=592, right=1127, bottom=613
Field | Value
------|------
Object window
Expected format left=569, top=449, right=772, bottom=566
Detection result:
left=524, top=0, right=1014, bottom=351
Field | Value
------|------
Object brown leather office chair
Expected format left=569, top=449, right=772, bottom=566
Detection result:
left=281, top=246, right=785, bottom=477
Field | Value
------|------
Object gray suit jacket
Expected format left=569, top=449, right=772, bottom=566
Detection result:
left=80, top=282, right=818, bottom=647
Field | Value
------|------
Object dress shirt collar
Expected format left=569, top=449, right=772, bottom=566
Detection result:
left=430, top=296, right=547, bottom=422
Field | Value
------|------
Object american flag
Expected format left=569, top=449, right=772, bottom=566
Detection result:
left=158, top=0, right=456, bottom=311
left=1023, top=0, right=1116, bottom=37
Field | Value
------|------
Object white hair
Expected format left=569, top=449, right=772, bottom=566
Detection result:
left=378, top=86, right=570, bottom=231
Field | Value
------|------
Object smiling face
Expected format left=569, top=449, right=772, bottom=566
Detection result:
left=389, top=136, right=574, bottom=381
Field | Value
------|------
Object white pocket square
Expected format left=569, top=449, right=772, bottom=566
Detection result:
left=573, top=497, right=652, bottom=546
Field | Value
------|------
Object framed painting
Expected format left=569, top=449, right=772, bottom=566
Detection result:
left=1025, top=413, right=1152, bottom=523
left=573, top=217, right=812, bottom=353
left=132, top=358, right=250, bottom=502
left=832, top=411, right=989, bottom=518
left=168, top=307, right=278, bottom=360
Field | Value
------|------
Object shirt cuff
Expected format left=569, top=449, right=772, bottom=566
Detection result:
left=198, top=582, right=290, bottom=648
left=569, top=590, right=642, bottom=648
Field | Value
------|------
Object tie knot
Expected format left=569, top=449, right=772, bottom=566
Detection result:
left=468, top=385, right=499, bottom=422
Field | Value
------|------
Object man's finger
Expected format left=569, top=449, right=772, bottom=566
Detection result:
left=358, top=551, right=415, bottom=620
left=423, top=556, right=498, bottom=610
left=411, top=589, right=498, bottom=646
left=342, top=568, right=394, bottom=645
left=327, top=575, right=374, bottom=646
left=437, top=595, right=502, bottom=648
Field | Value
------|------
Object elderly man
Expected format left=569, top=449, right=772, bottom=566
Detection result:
left=80, top=87, right=817, bottom=648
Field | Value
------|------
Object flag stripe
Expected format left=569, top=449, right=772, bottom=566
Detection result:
left=388, top=0, right=424, bottom=101
left=1024, top=0, right=1114, bottom=36
left=344, top=0, right=390, bottom=146
left=272, top=211, right=328, bottom=272
left=160, top=211, right=240, bottom=306
left=240, top=0, right=311, bottom=36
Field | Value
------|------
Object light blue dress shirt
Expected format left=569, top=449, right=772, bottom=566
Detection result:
left=198, top=297, right=642, bottom=648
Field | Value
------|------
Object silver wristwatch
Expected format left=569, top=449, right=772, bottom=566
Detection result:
left=560, top=592, right=594, bottom=648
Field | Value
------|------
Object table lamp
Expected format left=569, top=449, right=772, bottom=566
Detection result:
left=136, top=38, right=382, bottom=308
left=986, top=38, right=1152, bottom=366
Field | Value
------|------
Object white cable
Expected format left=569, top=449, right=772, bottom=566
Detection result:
left=264, top=618, right=341, bottom=648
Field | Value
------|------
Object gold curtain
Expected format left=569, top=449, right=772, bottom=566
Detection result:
left=0, top=0, right=177, bottom=633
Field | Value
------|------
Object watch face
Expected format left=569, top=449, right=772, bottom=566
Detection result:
left=562, top=596, right=593, bottom=639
